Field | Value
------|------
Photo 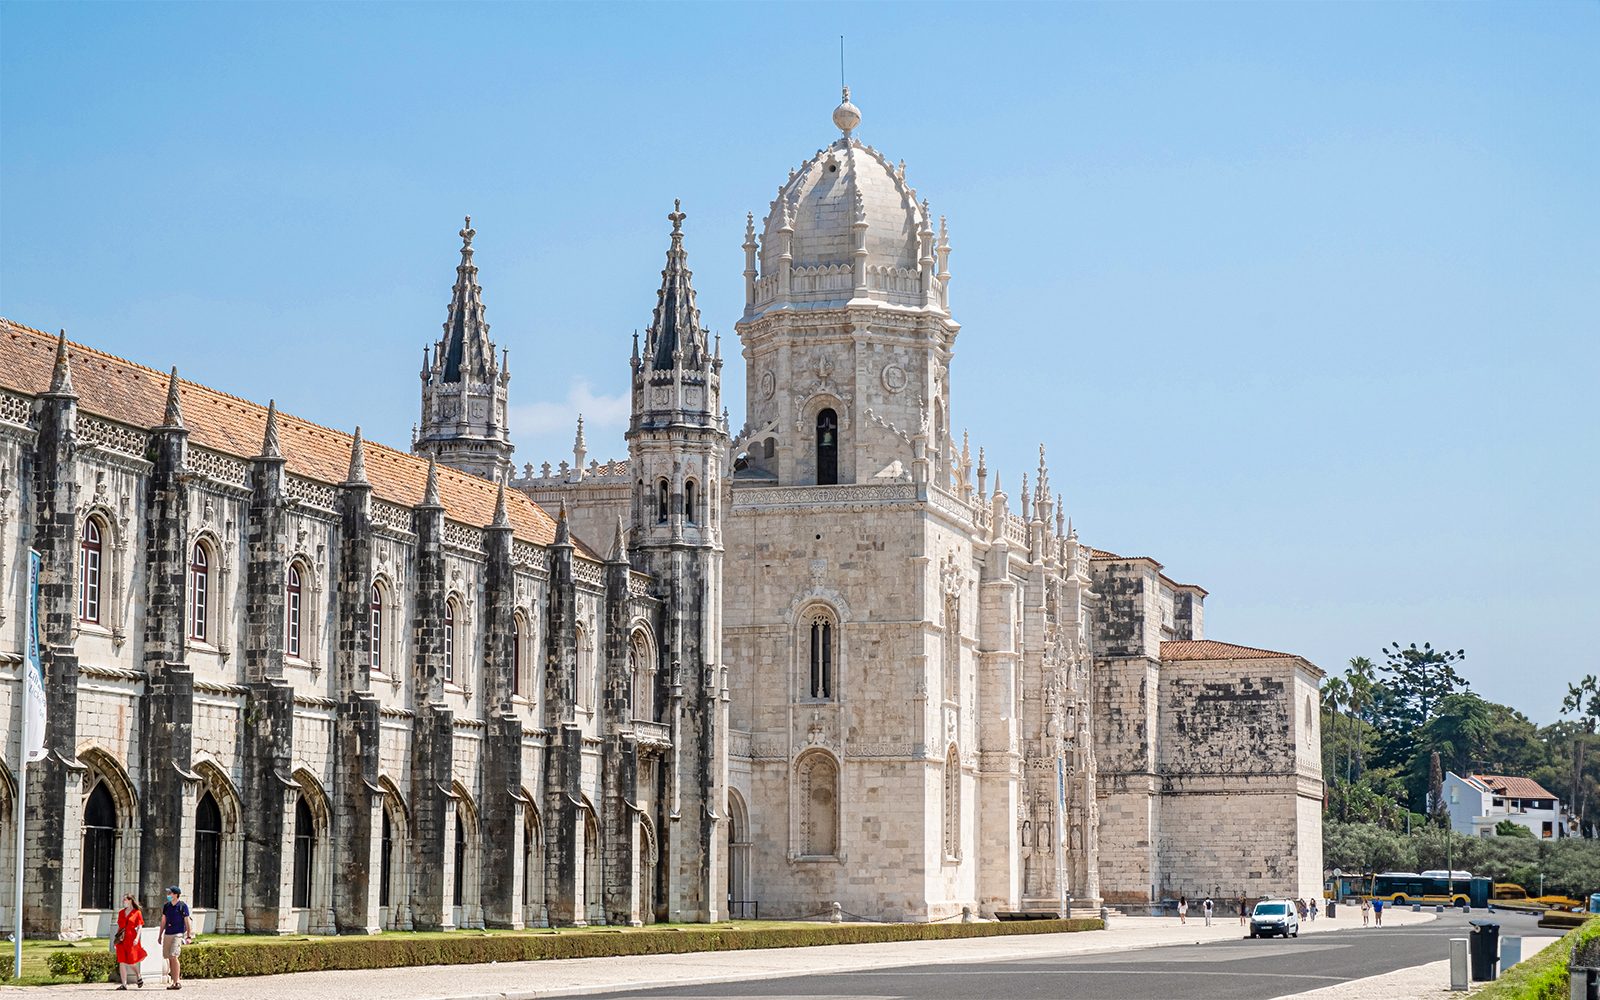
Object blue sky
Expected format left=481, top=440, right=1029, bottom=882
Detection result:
left=2, top=2, right=1595, bottom=721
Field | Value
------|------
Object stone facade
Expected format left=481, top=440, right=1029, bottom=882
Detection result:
left=0, top=91, right=1322, bottom=939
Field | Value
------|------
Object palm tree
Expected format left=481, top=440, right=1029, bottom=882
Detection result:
left=1346, top=657, right=1377, bottom=781
left=1322, top=676, right=1349, bottom=798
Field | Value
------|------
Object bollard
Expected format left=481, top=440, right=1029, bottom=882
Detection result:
left=1437, top=905, right=1444, bottom=913
left=1451, top=938, right=1469, bottom=992
left=1415, top=903, right=1423, bottom=912
left=1502, top=937, right=1521, bottom=971
left=1100, top=905, right=1110, bottom=926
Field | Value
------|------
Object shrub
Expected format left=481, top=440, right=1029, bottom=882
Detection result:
left=164, top=918, right=1102, bottom=980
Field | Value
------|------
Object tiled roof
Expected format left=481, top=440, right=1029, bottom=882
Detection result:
left=0, top=321, right=558, bottom=547
left=1161, top=639, right=1297, bottom=661
left=1476, top=775, right=1556, bottom=800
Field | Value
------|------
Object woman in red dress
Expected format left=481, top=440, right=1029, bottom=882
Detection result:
left=114, top=893, right=146, bottom=989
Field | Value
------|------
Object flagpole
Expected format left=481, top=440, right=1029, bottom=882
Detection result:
left=12, top=757, right=22, bottom=980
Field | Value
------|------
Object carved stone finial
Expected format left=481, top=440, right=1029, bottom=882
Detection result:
left=608, top=514, right=628, bottom=563
left=833, top=86, right=861, bottom=136
left=259, top=399, right=282, bottom=459
left=48, top=330, right=75, bottom=396
left=669, top=199, right=686, bottom=234
left=345, top=427, right=368, bottom=485
left=162, top=366, right=183, bottom=427
left=460, top=215, right=475, bottom=249
left=422, top=455, right=441, bottom=507
left=554, top=500, right=571, bottom=545
left=745, top=212, right=756, bottom=241
left=491, top=475, right=511, bottom=528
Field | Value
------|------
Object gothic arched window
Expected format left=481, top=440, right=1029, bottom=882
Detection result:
left=658, top=480, right=670, bottom=523
left=79, top=518, right=102, bottom=624
left=369, top=583, right=384, bottom=672
left=444, top=599, right=457, bottom=684
left=631, top=631, right=652, bottom=721
left=453, top=812, right=466, bottom=907
left=512, top=614, right=524, bottom=697
left=816, top=409, right=838, bottom=486
left=684, top=480, right=697, bottom=524
left=808, top=613, right=834, bottom=700
left=189, top=542, right=210, bottom=642
left=195, top=792, right=222, bottom=909
left=943, top=745, right=961, bottom=860
left=286, top=563, right=303, bottom=657
left=292, top=798, right=314, bottom=908
left=380, top=809, right=392, bottom=908
left=797, top=752, right=838, bottom=857
left=81, top=782, right=116, bottom=909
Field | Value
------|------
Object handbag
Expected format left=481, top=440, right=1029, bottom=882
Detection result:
left=113, top=927, right=125, bottom=946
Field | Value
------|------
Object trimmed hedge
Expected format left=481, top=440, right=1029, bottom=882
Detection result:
left=65, top=918, right=1102, bottom=982
left=46, top=948, right=117, bottom=983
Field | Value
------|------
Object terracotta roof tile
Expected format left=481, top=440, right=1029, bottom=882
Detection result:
left=1475, top=775, right=1556, bottom=800
left=0, top=321, right=557, bottom=547
left=1161, top=639, right=1297, bottom=661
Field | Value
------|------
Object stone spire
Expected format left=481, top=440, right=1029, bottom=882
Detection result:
left=422, top=454, right=441, bottom=507
left=608, top=514, right=628, bottom=562
left=161, top=366, right=184, bottom=428
left=259, top=399, right=282, bottom=459
left=47, top=330, right=75, bottom=396
left=647, top=200, right=707, bottom=370
left=440, top=215, right=495, bottom=384
left=345, top=427, right=368, bottom=485
left=573, top=414, right=587, bottom=471
left=491, top=475, right=511, bottom=528
left=554, top=500, right=571, bottom=546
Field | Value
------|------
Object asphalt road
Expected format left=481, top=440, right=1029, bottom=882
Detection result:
left=589, top=909, right=1548, bottom=1000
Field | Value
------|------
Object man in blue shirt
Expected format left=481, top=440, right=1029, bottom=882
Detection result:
left=158, top=886, right=193, bottom=989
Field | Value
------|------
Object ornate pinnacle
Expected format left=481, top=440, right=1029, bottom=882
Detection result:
left=47, top=330, right=75, bottom=396
left=345, top=427, right=368, bottom=485
left=460, top=215, right=475, bottom=250
left=744, top=212, right=756, bottom=243
left=669, top=199, right=686, bottom=234
left=162, top=366, right=183, bottom=427
left=554, top=500, right=571, bottom=545
left=422, top=454, right=441, bottom=506
left=259, top=399, right=282, bottom=459
left=491, top=475, right=511, bottom=528
left=574, top=414, right=587, bottom=454
left=608, top=514, right=628, bottom=563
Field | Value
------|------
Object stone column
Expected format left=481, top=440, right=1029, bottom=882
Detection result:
left=541, top=510, right=583, bottom=926
left=480, top=485, right=524, bottom=928
left=409, top=461, right=454, bottom=931
left=601, top=537, right=640, bottom=926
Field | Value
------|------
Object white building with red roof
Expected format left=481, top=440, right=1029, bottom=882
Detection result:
left=1444, top=772, right=1573, bottom=839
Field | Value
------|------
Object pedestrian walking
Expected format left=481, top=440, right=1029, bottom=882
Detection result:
left=1361, top=896, right=1370, bottom=926
left=1296, top=898, right=1306, bottom=922
left=1203, top=896, right=1214, bottom=927
left=1239, top=897, right=1248, bottom=926
left=1310, top=897, right=1318, bottom=921
left=158, top=886, right=193, bottom=990
left=114, top=894, right=146, bottom=989
left=1373, top=897, right=1383, bottom=926
left=1178, top=896, right=1188, bottom=924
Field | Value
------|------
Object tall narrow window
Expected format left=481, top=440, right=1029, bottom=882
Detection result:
left=189, top=543, right=209, bottom=641
left=292, top=798, right=314, bottom=908
left=512, top=616, right=522, bottom=697
left=444, top=601, right=456, bottom=684
left=816, top=409, right=838, bottom=485
left=369, top=584, right=382, bottom=672
left=195, top=792, right=222, bottom=909
left=379, top=810, right=392, bottom=908
left=809, top=614, right=833, bottom=700
left=286, top=564, right=302, bottom=658
left=631, top=633, right=651, bottom=721
left=684, top=480, right=697, bottom=524
left=944, top=745, right=961, bottom=860
left=453, top=812, right=466, bottom=907
left=79, top=519, right=102, bottom=623
left=81, top=782, right=116, bottom=909
left=658, top=480, right=670, bottom=523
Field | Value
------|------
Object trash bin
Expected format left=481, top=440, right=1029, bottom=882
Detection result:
left=1327, top=900, right=1336, bottom=918
left=1468, top=920, right=1500, bottom=982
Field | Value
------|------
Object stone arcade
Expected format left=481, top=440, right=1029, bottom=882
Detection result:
left=0, top=91, right=1321, bottom=938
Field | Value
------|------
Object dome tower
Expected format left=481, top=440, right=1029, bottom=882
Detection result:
left=733, top=89, right=956, bottom=488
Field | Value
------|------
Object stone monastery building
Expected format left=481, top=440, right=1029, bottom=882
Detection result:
left=0, top=91, right=1322, bottom=938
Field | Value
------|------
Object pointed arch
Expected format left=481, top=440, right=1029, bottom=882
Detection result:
left=579, top=795, right=601, bottom=924
left=191, top=757, right=244, bottom=931
left=521, top=789, right=545, bottom=927
left=943, top=743, right=962, bottom=862
left=726, top=788, right=750, bottom=916
left=290, top=768, right=334, bottom=933
left=792, top=749, right=840, bottom=859
left=376, top=774, right=410, bottom=930
left=637, top=811, right=659, bottom=925
left=77, top=746, right=139, bottom=913
left=452, top=781, right=482, bottom=929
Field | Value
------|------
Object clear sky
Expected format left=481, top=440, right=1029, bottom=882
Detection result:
left=2, top=2, right=1595, bottom=722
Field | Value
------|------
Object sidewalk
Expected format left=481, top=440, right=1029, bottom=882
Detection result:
left=1285, top=935, right=1562, bottom=998
left=2, top=908, right=1439, bottom=1000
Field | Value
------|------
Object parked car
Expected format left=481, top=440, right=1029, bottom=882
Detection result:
left=1250, top=899, right=1300, bottom=938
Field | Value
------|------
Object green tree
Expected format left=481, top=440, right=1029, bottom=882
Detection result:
left=1561, top=676, right=1600, bottom=836
left=1322, top=675, right=1349, bottom=793
left=1495, top=820, right=1535, bottom=838
left=1345, top=657, right=1377, bottom=779
left=1373, top=642, right=1467, bottom=777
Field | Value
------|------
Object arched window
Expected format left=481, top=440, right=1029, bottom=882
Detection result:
left=195, top=792, right=222, bottom=909
left=512, top=615, right=523, bottom=697
left=576, top=623, right=594, bottom=712
left=944, top=745, right=961, bottom=860
left=763, top=437, right=776, bottom=459
left=81, top=782, right=116, bottom=909
left=444, top=600, right=456, bottom=684
left=816, top=408, right=838, bottom=486
left=658, top=480, right=670, bottom=523
left=453, top=812, right=466, bottom=907
left=292, top=797, right=314, bottom=908
left=808, top=613, right=834, bottom=700
left=380, top=810, right=392, bottom=908
left=369, top=584, right=383, bottom=672
left=685, top=480, right=697, bottom=524
left=286, top=564, right=302, bottom=657
left=189, top=543, right=209, bottom=641
left=797, top=753, right=838, bottom=857
left=631, top=632, right=652, bottom=721
left=79, top=518, right=102, bottom=623
left=1305, top=696, right=1314, bottom=745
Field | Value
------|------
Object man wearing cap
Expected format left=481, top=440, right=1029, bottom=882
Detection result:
left=158, top=886, right=193, bottom=989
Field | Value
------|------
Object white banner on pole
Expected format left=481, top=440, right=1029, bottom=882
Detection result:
left=23, top=551, right=46, bottom=762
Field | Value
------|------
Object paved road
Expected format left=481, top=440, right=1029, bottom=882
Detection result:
left=589, top=909, right=1546, bottom=1000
